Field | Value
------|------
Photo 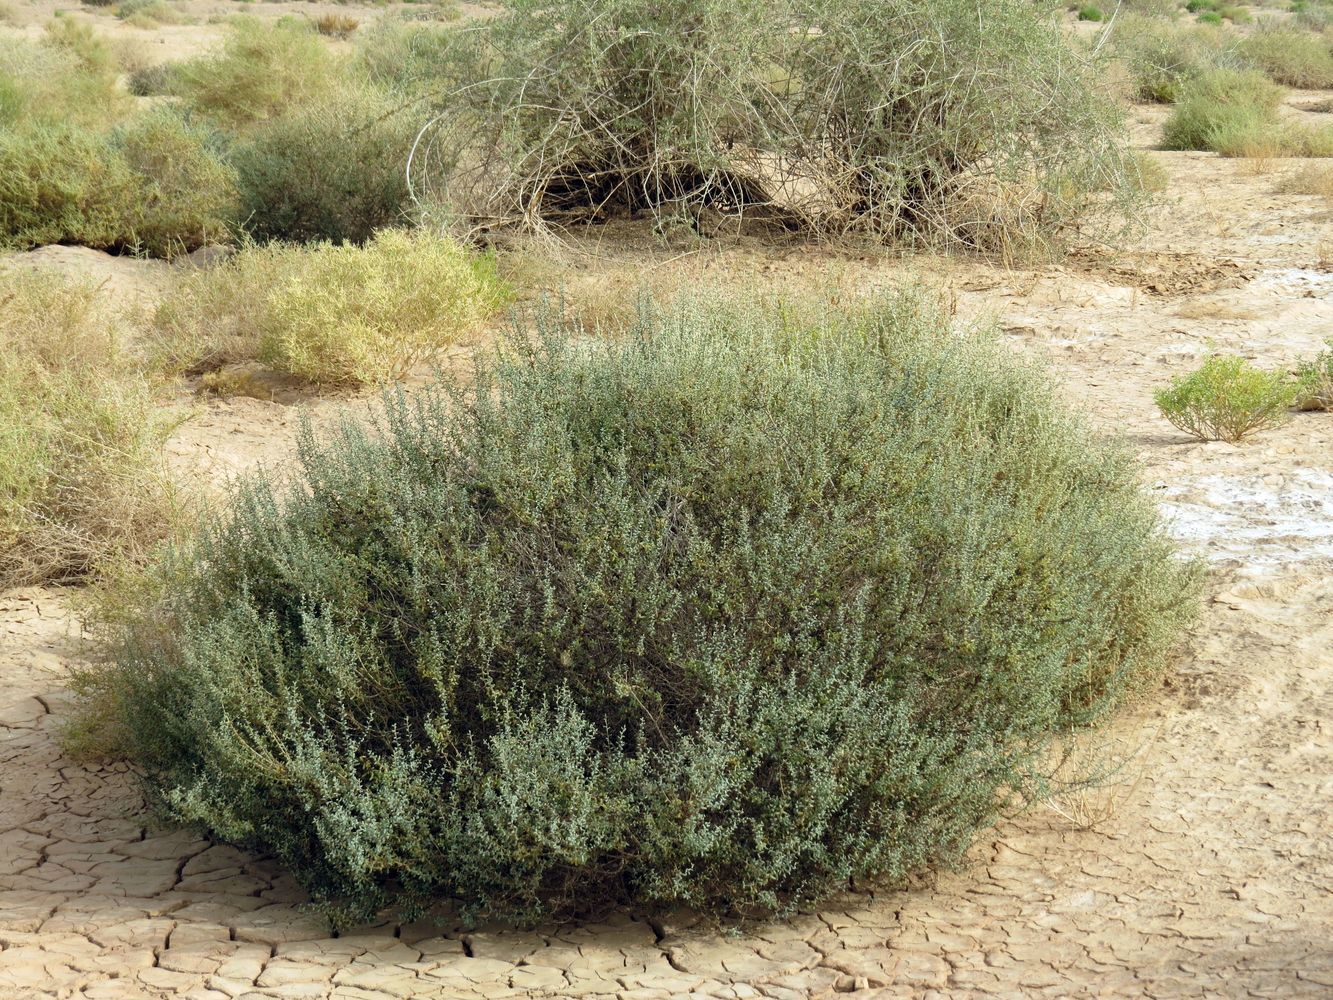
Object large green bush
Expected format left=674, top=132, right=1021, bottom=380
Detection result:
left=231, top=85, right=416, bottom=244
left=1161, top=68, right=1284, bottom=151
left=93, top=294, right=1199, bottom=924
left=420, top=0, right=1134, bottom=251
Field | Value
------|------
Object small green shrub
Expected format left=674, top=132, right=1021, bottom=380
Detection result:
left=231, top=85, right=416, bottom=244
left=1161, top=68, right=1284, bottom=151
left=152, top=229, right=507, bottom=385
left=1296, top=340, right=1333, bottom=410
left=1197, top=9, right=1223, bottom=23
left=0, top=271, right=174, bottom=588
left=170, top=17, right=335, bottom=128
left=1155, top=354, right=1298, bottom=442
left=1242, top=22, right=1333, bottom=88
left=88, top=292, right=1199, bottom=925
left=1109, top=13, right=1243, bottom=103
left=1078, top=4, right=1104, bottom=19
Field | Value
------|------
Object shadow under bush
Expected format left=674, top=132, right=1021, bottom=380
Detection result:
left=90, top=293, right=1200, bottom=925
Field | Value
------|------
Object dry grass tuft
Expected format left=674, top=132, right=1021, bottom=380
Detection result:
left=1276, top=163, right=1333, bottom=197
left=0, top=270, right=177, bottom=589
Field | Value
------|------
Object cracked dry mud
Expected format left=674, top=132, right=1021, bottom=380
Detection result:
left=3, top=104, right=1333, bottom=1000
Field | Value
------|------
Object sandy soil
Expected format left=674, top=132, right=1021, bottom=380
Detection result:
left=2, top=7, right=1332, bottom=997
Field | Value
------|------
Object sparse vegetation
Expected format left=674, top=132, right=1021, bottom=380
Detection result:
left=85, top=292, right=1199, bottom=925
left=1296, top=340, right=1333, bottom=409
left=152, top=229, right=507, bottom=385
left=169, top=17, right=335, bottom=129
left=1242, top=22, right=1333, bottom=88
left=1155, top=354, right=1298, bottom=442
left=1276, top=162, right=1333, bottom=194
left=0, top=271, right=174, bottom=589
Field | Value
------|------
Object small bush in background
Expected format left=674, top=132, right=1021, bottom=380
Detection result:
left=1161, top=68, right=1284, bottom=152
left=86, top=292, right=1199, bottom=924
left=1296, top=341, right=1333, bottom=410
left=117, top=0, right=184, bottom=27
left=153, top=229, right=507, bottom=385
left=170, top=17, right=334, bottom=129
left=1111, top=15, right=1243, bottom=104
left=355, top=15, right=459, bottom=95
left=231, top=84, right=416, bottom=244
left=1242, top=22, right=1333, bottom=88
left=1155, top=354, right=1298, bottom=442
left=314, top=13, right=359, bottom=38
left=0, top=271, right=174, bottom=588
left=1078, top=4, right=1104, bottom=20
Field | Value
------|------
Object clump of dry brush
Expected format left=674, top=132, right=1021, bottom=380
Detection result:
left=411, top=0, right=1137, bottom=254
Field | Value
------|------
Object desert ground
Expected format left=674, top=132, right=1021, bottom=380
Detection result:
left=1, top=3, right=1332, bottom=999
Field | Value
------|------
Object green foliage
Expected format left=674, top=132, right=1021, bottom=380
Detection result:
left=1110, top=13, right=1243, bottom=103
left=0, top=271, right=174, bottom=588
left=1242, top=21, right=1333, bottom=88
left=1078, top=5, right=1104, bottom=20
left=0, top=111, right=236, bottom=256
left=170, top=17, right=336, bottom=129
left=355, top=14, right=459, bottom=95
left=1161, top=68, right=1283, bottom=151
left=111, top=108, right=238, bottom=257
left=420, top=0, right=1135, bottom=252
left=0, top=124, right=138, bottom=250
left=231, top=84, right=416, bottom=244
left=152, top=229, right=507, bottom=385
left=1296, top=340, right=1333, bottom=410
left=91, top=293, right=1200, bottom=925
left=1196, top=11, right=1223, bottom=23
left=1155, top=354, right=1298, bottom=442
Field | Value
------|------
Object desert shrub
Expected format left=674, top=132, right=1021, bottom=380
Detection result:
left=1161, top=68, right=1284, bottom=151
left=117, top=0, right=183, bottom=26
left=314, top=13, right=358, bottom=38
left=110, top=108, right=237, bottom=256
left=0, top=271, right=173, bottom=588
left=1197, top=9, right=1223, bottom=22
left=418, top=0, right=1134, bottom=252
left=170, top=17, right=335, bottom=128
left=127, top=61, right=179, bottom=96
left=0, top=111, right=236, bottom=255
left=0, top=125, right=138, bottom=250
left=1296, top=340, right=1333, bottom=409
left=152, top=229, right=506, bottom=384
left=87, top=292, right=1199, bottom=924
left=1078, top=4, right=1104, bottom=20
left=0, top=22, right=127, bottom=128
left=1155, top=354, right=1298, bottom=441
left=1242, top=22, right=1333, bottom=88
left=355, top=15, right=458, bottom=95
left=1110, top=14, right=1244, bottom=103
left=231, top=85, right=416, bottom=244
